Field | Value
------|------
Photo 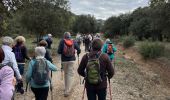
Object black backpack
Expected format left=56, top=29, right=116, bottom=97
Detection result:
left=86, top=53, right=102, bottom=85
left=32, top=58, right=49, bottom=85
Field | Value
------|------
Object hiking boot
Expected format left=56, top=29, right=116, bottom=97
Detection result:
left=64, top=93, right=69, bottom=97
left=19, top=88, right=24, bottom=94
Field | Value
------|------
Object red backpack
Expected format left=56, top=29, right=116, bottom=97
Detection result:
left=63, top=39, right=75, bottom=57
left=107, top=43, right=114, bottom=54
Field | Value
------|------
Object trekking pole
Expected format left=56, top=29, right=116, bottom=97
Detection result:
left=50, top=71, right=53, bottom=100
left=24, top=82, right=29, bottom=100
left=78, top=55, right=81, bottom=84
left=82, top=79, right=85, bottom=100
left=108, top=79, right=112, bottom=100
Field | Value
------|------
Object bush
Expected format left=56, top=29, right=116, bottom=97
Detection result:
left=139, top=41, right=165, bottom=59
left=123, top=36, right=136, bottom=48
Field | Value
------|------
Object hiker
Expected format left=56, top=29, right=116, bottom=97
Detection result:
left=76, top=33, right=82, bottom=48
left=45, top=33, right=53, bottom=49
left=102, top=39, right=117, bottom=61
left=26, top=46, right=57, bottom=100
left=84, top=35, right=90, bottom=52
left=1, top=36, right=22, bottom=81
left=57, top=32, right=81, bottom=97
left=39, top=40, right=53, bottom=63
left=78, top=38, right=114, bottom=100
left=0, top=46, right=16, bottom=100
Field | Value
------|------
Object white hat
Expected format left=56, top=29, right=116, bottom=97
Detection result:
left=48, top=34, right=52, bottom=37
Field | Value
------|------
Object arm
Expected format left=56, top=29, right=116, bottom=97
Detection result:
left=11, top=53, right=22, bottom=79
left=45, top=50, right=53, bottom=63
left=105, top=54, right=114, bottom=79
left=113, top=45, right=117, bottom=52
left=23, top=46, right=30, bottom=60
left=26, top=60, right=33, bottom=83
left=46, top=60, right=57, bottom=71
left=57, top=40, right=63, bottom=54
left=77, top=54, right=87, bottom=77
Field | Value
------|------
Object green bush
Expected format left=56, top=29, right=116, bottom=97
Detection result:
left=123, top=36, right=136, bottom=48
left=139, top=41, right=165, bottom=59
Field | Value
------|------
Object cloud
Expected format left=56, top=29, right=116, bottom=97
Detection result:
left=70, top=0, right=149, bottom=20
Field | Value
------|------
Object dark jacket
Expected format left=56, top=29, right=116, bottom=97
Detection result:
left=77, top=51, right=114, bottom=90
left=57, top=39, right=81, bottom=62
left=45, top=49, right=53, bottom=63
left=12, top=44, right=30, bottom=63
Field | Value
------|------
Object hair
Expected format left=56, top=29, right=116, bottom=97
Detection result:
left=92, top=38, right=103, bottom=51
left=105, top=38, right=110, bottom=44
left=35, top=46, right=46, bottom=57
left=0, top=48, right=4, bottom=63
left=15, top=36, right=26, bottom=44
left=39, top=40, right=48, bottom=47
left=64, top=32, right=71, bottom=39
left=2, top=36, right=14, bottom=46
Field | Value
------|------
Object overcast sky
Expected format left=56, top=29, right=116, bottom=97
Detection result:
left=69, top=0, right=149, bottom=20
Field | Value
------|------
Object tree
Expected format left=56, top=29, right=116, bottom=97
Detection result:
left=72, top=15, right=98, bottom=34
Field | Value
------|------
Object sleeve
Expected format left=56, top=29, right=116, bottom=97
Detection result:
left=77, top=54, right=88, bottom=77
left=57, top=40, right=63, bottom=54
left=46, top=60, right=57, bottom=71
left=11, top=53, right=22, bottom=79
left=74, top=41, right=81, bottom=55
left=113, top=44, right=117, bottom=52
left=23, top=46, right=30, bottom=60
left=105, top=54, right=114, bottom=79
left=45, top=50, right=53, bottom=63
left=102, top=44, right=107, bottom=53
left=26, top=60, right=33, bottom=83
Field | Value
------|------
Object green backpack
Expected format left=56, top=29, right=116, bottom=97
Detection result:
left=86, top=53, right=102, bottom=85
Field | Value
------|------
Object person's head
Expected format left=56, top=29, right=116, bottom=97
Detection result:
left=35, top=46, right=46, bottom=57
left=91, top=38, right=103, bottom=51
left=39, top=40, right=48, bottom=47
left=64, top=32, right=71, bottom=39
left=2, top=36, right=14, bottom=47
left=48, top=34, right=52, bottom=37
left=105, top=38, right=110, bottom=44
left=15, top=36, right=26, bottom=45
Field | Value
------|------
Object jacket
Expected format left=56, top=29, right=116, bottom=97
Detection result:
left=57, top=39, right=81, bottom=62
left=77, top=51, right=114, bottom=90
left=102, top=43, right=117, bottom=60
left=26, top=57, right=57, bottom=88
left=0, top=66, right=15, bottom=100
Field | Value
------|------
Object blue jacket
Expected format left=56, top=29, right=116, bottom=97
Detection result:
left=102, top=42, right=117, bottom=60
left=57, top=39, right=81, bottom=62
left=26, top=58, right=57, bottom=88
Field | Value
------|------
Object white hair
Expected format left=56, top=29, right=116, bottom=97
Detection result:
left=35, top=46, right=46, bottom=57
left=2, top=36, right=14, bottom=46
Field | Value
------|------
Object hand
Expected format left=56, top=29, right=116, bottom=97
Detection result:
left=12, top=77, right=16, bottom=86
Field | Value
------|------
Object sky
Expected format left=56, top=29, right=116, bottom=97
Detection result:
left=69, top=0, right=149, bottom=20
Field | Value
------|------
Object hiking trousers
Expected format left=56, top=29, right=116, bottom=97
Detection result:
left=31, top=87, right=49, bottom=100
left=62, top=61, right=75, bottom=95
left=86, top=88, right=107, bottom=100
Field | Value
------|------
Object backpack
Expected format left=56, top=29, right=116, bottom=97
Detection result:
left=13, top=46, right=24, bottom=62
left=32, top=58, right=49, bottom=85
left=63, top=39, right=75, bottom=57
left=86, top=53, right=102, bottom=85
left=107, top=43, right=114, bottom=54
left=0, top=48, right=5, bottom=63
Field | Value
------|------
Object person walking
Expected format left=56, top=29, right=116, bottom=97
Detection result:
left=102, top=39, right=117, bottom=61
left=78, top=38, right=114, bottom=100
left=1, top=36, right=22, bottom=81
left=0, top=47, right=16, bottom=100
left=39, top=40, right=53, bottom=63
left=57, top=32, right=81, bottom=97
left=26, top=46, right=57, bottom=100
left=45, top=34, right=53, bottom=49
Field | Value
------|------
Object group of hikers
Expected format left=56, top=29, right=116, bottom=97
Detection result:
left=0, top=32, right=117, bottom=100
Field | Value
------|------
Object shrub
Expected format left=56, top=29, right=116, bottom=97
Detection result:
left=139, top=41, right=165, bottom=59
left=123, top=36, right=136, bottom=48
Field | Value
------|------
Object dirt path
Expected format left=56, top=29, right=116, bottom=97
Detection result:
left=16, top=43, right=170, bottom=100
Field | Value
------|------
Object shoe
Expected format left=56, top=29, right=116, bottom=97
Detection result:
left=19, top=88, right=24, bottom=94
left=64, top=93, right=69, bottom=97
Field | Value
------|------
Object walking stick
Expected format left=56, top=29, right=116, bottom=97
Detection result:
left=24, top=82, right=29, bottom=100
left=78, top=55, right=81, bottom=84
left=82, top=83, right=86, bottom=100
left=50, top=71, right=53, bottom=100
left=108, top=79, right=112, bottom=100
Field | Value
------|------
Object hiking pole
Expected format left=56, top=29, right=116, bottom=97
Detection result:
left=50, top=71, right=53, bottom=100
left=82, top=79, right=85, bottom=100
left=78, top=54, right=81, bottom=84
left=24, top=82, right=29, bottom=100
left=108, top=78, right=112, bottom=100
